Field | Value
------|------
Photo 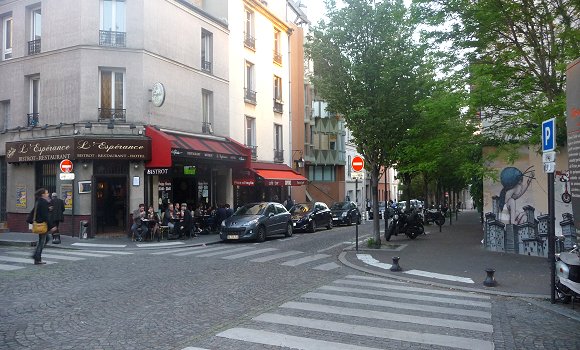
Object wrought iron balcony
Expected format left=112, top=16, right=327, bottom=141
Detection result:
left=273, top=50, right=282, bottom=65
left=274, top=149, right=284, bottom=163
left=98, top=108, right=126, bottom=121
left=273, top=99, right=284, bottom=114
left=247, top=145, right=258, bottom=160
left=27, top=113, right=39, bottom=127
left=201, top=60, right=212, bottom=73
left=99, top=30, right=126, bottom=47
left=28, top=39, right=41, bottom=55
left=202, top=121, right=213, bottom=134
left=244, top=88, right=257, bottom=104
left=244, top=33, right=255, bottom=49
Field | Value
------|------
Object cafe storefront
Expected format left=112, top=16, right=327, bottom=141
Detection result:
left=144, top=126, right=251, bottom=213
left=5, top=136, right=150, bottom=236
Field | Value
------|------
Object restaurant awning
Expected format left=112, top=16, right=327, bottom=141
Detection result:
left=145, top=126, right=251, bottom=168
left=233, top=162, right=308, bottom=186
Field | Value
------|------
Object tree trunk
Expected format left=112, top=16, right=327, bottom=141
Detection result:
left=371, top=164, right=381, bottom=247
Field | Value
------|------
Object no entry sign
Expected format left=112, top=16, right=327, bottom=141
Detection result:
left=60, top=159, right=73, bottom=173
left=352, top=155, right=364, bottom=172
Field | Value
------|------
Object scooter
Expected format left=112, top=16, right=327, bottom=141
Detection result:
left=423, top=208, right=445, bottom=226
left=385, top=207, right=424, bottom=241
left=555, top=243, right=580, bottom=305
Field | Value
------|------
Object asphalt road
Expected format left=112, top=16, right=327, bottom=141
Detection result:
left=0, top=223, right=578, bottom=350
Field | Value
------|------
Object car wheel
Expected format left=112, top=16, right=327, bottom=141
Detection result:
left=326, top=219, right=332, bottom=230
left=285, top=222, right=293, bottom=237
left=256, top=226, right=266, bottom=242
left=309, top=220, right=316, bottom=233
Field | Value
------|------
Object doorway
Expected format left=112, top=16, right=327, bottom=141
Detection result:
left=94, top=175, right=128, bottom=236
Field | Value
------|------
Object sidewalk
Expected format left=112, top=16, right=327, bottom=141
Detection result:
left=0, top=230, right=222, bottom=250
left=340, top=210, right=554, bottom=299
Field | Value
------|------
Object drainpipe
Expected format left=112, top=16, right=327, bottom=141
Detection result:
left=287, top=28, right=293, bottom=200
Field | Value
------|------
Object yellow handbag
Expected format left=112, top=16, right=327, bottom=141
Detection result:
left=31, top=203, right=48, bottom=234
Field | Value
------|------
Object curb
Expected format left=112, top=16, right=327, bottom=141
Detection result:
left=0, top=240, right=37, bottom=247
left=338, top=251, right=551, bottom=300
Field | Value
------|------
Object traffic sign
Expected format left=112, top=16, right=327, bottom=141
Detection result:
left=351, top=155, right=364, bottom=172
left=59, top=172, right=75, bottom=180
left=542, top=118, right=556, bottom=152
left=351, top=172, right=364, bottom=180
left=544, top=162, right=555, bottom=173
left=542, top=151, right=556, bottom=163
left=60, top=159, right=73, bottom=173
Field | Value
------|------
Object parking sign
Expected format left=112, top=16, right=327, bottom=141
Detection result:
left=542, top=118, right=556, bottom=152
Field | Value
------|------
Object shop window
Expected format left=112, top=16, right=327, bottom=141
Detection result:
left=35, top=162, right=57, bottom=195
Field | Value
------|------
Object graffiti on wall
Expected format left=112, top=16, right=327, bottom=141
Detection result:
left=497, top=166, right=535, bottom=224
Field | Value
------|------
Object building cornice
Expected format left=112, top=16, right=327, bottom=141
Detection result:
left=243, top=0, right=290, bottom=34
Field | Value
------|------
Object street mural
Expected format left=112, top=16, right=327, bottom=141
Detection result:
left=498, top=166, right=535, bottom=224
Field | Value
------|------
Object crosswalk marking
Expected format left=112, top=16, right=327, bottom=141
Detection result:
left=312, top=262, right=340, bottom=271
left=71, top=243, right=127, bottom=248
left=280, top=301, right=493, bottom=333
left=175, top=245, right=236, bottom=257
left=344, top=274, right=405, bottom=284
left=303, top=292, right=492, bottom=318
left=43, top=250, right=112, bottom=258
left=217, top=328, right=382, bottom=350
left=250, top=250, right=303, bottom=262
left=151, top=246, right=206, bottom=256
left=221, top=247, right=278, bottom=260
left=334, top=278, right=490, bottom=299
left=196, top=246, right=253, bottom=258
left=0, top=263, right=24, bottom=271
left=0, top=255, right=56, bottom=265
left=78, top=250, right=133, bottom=255
left=318, top=285, right=491, bottom=308
left=253, top=313, right=494, bottom=350
left=7, top=251, right=84, bottom=261
left=282, top=253, right=329, bottom=266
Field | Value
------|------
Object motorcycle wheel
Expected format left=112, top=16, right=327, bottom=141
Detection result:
left=555, top=281, right=572, bottom=304
left=385, top=221, right=394, bottom=241
left=408, top=223, right=424, bottom=240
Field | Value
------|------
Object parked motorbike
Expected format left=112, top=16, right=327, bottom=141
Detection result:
left=385, top=207, right=424, bottom=241
left=423, top=208, right=445, bottom=226
left=555, top=243, right=580, bottom=304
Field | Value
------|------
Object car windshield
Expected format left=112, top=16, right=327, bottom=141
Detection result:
left=234, top=203, right=266, bottom=215
left=331, top=202, right=350, bottom=210
left=290, top=203, right=312, bottom=214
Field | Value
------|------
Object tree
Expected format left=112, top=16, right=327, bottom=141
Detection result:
left=306, top=0, right=430, bottom=246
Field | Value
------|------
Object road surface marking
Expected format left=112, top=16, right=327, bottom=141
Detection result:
left=250, top=250, right=303, bottom=262
left=71, top=243, right=127, bottom=248
left=282, top=254, right=329, bottom=266
left=312, top=262, right=340, bottom=271
left=221, top=247, right=278, bottom=259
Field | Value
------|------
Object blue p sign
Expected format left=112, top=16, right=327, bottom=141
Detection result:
left=542, top=118, right=556, bottom=152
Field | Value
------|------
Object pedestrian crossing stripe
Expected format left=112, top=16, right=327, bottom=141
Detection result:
left=0, top=249, right=132, bottom=271
left=0, top=263, right=24, bottom=271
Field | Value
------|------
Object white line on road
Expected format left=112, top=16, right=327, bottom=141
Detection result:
left=221, top=248, right=278, bottom=260
left=0, top=263, right=24, bottom=271
left=0, top=255, right=56, bottom=265
left=136, top=241, right=184, bottom=248
left=71, top=243, right=127, bottom=248
left=196, top=246, right=254, bottom=258
left=282, top=254, right=329, bottom=266
left=7, top=251, right=84, bottom=261
left=173, top=245, right=232, bottom=257
left=43, top=250, right=112, bottom=258
left=312, top=262, right=340, bottom=271
left=317, top=242, right=350, bottom=253
left=250, top=250, right=303, bottom=262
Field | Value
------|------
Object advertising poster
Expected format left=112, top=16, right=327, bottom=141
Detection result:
left=61, top=184, right=73, bottom=210
left=16, top=185, right=27, bottom=208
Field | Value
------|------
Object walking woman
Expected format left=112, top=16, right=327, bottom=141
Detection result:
left=31, top=188, right=55, bottom=265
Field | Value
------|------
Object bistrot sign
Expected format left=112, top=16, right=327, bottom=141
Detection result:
left=352, top=155, right=364, bottom=172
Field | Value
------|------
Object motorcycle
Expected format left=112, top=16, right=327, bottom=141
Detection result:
left=385, top=207, right=424, bottom=241
left=423, top=208, right=445, bottom=226
left=555, top=243, right=580, bottom=304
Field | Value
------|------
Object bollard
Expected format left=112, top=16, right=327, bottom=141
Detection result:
left=483, top=268, right=497, bottom=287
left=390, top=256, right=402, bottom=271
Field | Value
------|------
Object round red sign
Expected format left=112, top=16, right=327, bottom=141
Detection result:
left=352, top=155, right=364, bottom=172
left=60, top=159, right=73, bottom=173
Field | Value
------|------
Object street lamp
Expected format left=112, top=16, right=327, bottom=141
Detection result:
left=292, top=150, right=305, bottom=169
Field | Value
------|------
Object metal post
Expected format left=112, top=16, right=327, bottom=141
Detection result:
left=384, top=170, right=388, bottom=229
left=355, top=178, right=359, bottom=252
left=548, top=172, right=556, bottom=303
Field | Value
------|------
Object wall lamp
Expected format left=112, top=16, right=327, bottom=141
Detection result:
left=292, top=150, right=305, bottom=169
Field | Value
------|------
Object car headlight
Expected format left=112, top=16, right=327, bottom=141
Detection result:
left=245, top=218, right=259, bottom=226
left=341, top=212, right=348, bottom=217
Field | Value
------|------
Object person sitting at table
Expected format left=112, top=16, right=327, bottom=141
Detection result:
left=163, top=203, right=176, bottom=235
left=174, top=203, right=181, bottom=221
left=131, top=203, right=148, bottom=242
left=193, top=204, right=204, bottom=234
left=147, top=205, right=160, bottom=241
left=176, top=203, right=192, bottom=239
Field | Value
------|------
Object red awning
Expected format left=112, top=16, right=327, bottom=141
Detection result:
left=145, top=126, right=251, bottom=168
left=233, top=162, right=308, bottom=186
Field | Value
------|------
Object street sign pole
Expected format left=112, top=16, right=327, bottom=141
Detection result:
left=542, top=118, right=556, bottom=304
left=355, top=178, right=359, bottom=252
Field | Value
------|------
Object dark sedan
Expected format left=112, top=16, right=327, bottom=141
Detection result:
left=290, top=202, right=333, bottom=232
left=331, top=201, right=362, bottom=226
left=219, top=202, right=293, bottom=242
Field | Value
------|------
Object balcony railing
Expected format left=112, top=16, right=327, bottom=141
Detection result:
left=99, top=30, right=126, bottom=47
left=273, top=99, right=284, bottom=114
left=274, top=149, right=284, bottom=163
left=244, top=88, right=257, bottom=104
left=28, top=39, right=41, bottom=55
left=98, top=108, right=126, bottom=121
left=27, top=113, right=39, bottom=127
left=202, top=121, right=213, bottom=134
left=201, top=60, right=212, bottom=73
left=247, top=145, right=258, bottom=160
left=244, top=33, right=255, bottom=49
left=273, top=50, right=282, bottom=65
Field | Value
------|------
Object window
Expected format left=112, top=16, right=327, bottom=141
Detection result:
left=0, top=100, right=10, bottom=131
left=201, top=29, right=213, bottom=73
left=28, top=8, right=41, bottom=55
left=35, top=162, right=57, bottom=195
left=244, top=61, right=256, bottom=103
left=2, top=16, right=12, bottom=60
left=99, top=69, right=125, bottom=120
left=28, top=77, right=40, bottom=126
left=245, top=116, right=256, bottom=158
left=347, top=155, right=351, bottom=176
left=308, top=165, right=336, bottom=182
left=244, top=9, right=255, bottom=49
left=100, top=0, right=126, bottom=47
left=273, top=76, right=283, bottom=113
left=273, top=29, right=281, bottom=64
left=274, top=124, right=283, bottom=162
left=202, top=89, right=213, bottom=134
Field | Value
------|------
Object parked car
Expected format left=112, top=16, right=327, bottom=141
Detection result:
left=290, top=202, right=333, bottom=232
left=331, top=201, right=362, bottom=225
left=220, top=202, right=293, bottom=242
left=368, top=201, right=386, bottom=220
left=397, top=199, right=422, bottom=211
